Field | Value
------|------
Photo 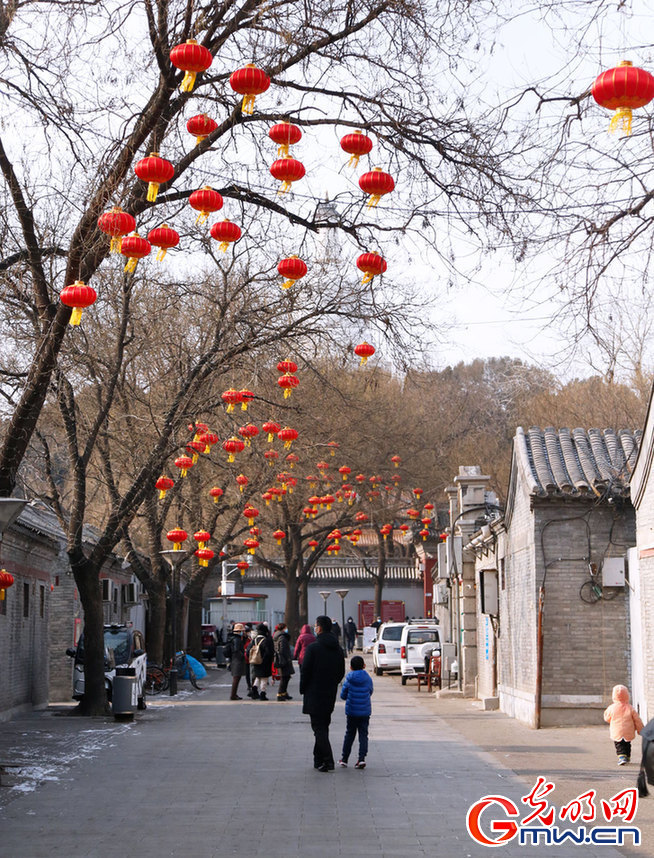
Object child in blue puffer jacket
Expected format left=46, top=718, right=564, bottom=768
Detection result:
left=338, top=656, right=374, bottom=769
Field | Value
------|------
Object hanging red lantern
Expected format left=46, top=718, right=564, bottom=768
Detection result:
left=134, top=153, right=175, bottom=203
left=329, top=529, right=342, bottom=544
left=327, top=442, right=339, bottom=456
left=186, top=440, right=204, bottom=464
left=356, top=252, right=387, bottom=284
left=420, top=517, right=431, bottom=527
left=195, top=547, right=215, bottom=567
left=591, top=60, right=654, bottom=135
left=0, top=570, right=14, bottom=600
left=210, top=219, right=242, bottom=252
left=380, top=524, right=393, bottom=540
left=166, top=527, right=188, bottom=550
left=264, top=449, right=279, bottom=465
left=243, top=506, right=259, bottom=526
left=278, top=427, right=298, bottom=449
left=97, top=206, right=136, bottom=253
left=222, top=388, right=243, bottom=413
left=229, top=64, right=270, bottom=113
left=273, top=529, right=286, bottom=546
left=262, top=420, right=281, bottom=442
left=222, top=436, right=245, bottom=463
left=355, top=512, right=369, bottom=523
left=155, top=475, right=174, bottom=500
left=327, top=543, right=341, bottom=556
left=193, top=530, right=211, bottom=549
left=277, top=373, right=299, bottom=398
left=190, top=421, right=208, bottom=440
left=243, top=538, right=259, bottom=556
left=413, top=487, right=424, bottom=499
left=419, top=528, right=430, bottom=542
left=406, top=508, right=420, bottom=520
left=209, top=486, right=224, bottom=503
left=238, top=423, right=259, bottom=445
left=237, top=560, right=249, bottom=576
left=316, top=461, right=330, bottom=476
left=359, top=167, right=394, bottom=207
left=399, top=523, right=409, bottom=534
left=147, top=224, right=179, bottom=262
left=249, top=526, right=260, bottom=537
left=186, top=113, right=218, bottom=145
left=270, top=157, right=305, bottom=194
left=423, top=502, right=434, bottom=513
left=174, top=455, right=194, bottom=478
left=276, top=359, right=298, bottom=374
left=340, top=130, right=373, bottom=166
left=60, top=280, right=97, bottom=326
left=354, top=341, right=375, bottom=365
left=338, top=466, right=351, bottom=481
left=236, top=473, right=249, bottom=493
left=277, top=256, right=307, bottom=289
left=354, top=473, right=366, bottom=484
left=391, top=455, right=401, bottom=468
left=308, top=539, right=319, bottom=552
left=286, top=453, right=299, bottom=468
left=323, top=494, right=335, bottom=510
left=120, top=233, right=151, bottom=273
left=390, top=473, right=401, bottom=484
left=170, top=39, right=213, bottom=92
left=198, top=431, right=218, bottom=453
left=262, top=491, right=273, bottom=506
left=239, top=389, right=255, bottom=411
left=269, top=121, right=302, bottom=156
left=189, top=187, right=223, bottom=224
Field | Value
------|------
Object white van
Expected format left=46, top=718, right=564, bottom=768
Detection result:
left=371, top=622, right=407, bottom=674
left=399, top=620, right=441, bottom=685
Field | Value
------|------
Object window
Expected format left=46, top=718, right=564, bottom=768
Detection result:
left=23, top=582, right=29, bottom=618
left=40, top=585, right=45, bottom=618
left=407, top=630, right=439, bottom=645
left=381, top=626, right=404, bottom=642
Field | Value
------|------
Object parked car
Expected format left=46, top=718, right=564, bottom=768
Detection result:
left=201, top=624, right=217, bottom=659
left=66, top=624, right=147, bottom=708
left=371, top=621, right=407, bottom=675
left=399, top=620, right=442, bottom=685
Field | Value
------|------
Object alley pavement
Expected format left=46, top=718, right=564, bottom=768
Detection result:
left=0, top=660, right=650, bottom=858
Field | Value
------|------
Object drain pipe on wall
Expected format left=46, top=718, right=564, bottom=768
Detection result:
left=535, top=586, right=545, bottom=730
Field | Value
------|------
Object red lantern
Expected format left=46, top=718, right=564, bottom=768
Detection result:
left=174, top=455, right=194, bottom=478
left=170, top=39, right=213, bottom=92
left=406, top=508, right=420, bottom=520
left=278, top=426, right=298, bottom=449
left=273, top=529, right=286, bottom=546
left=356, top=252, right=387, bottom=284
left=338, top=466, right=351, bottom=481
left=155, top=475, right=174, bottom=500
left=239, top=389, right=255, bottom=411
left=236, top=560, right=249, bottom=575
left=308, top=539, right=319, bottom=552
left=195, top=547, right=215, bottom=567
left=60, top=280, right=97, bottom=326
left=210, top=219, right=242, bottom=252
left=261, top=420, right=280, bottom=442
left=323, top=494, right=335, bottom=510
left=222, top=436, right=245, bottom=463
left=423, top=502, right=434, bottom=513
left=391, top=455, right=401, bottom=468
left=354, top=341, right=375, bottom=365
left=276, top=360, right=297, bottom=374
left=277, top=256, right=307, bottom=289
left=243, top=538, right=259, bottom=556
left=238, top=423, right=259, bottom=446
left=186, top=113, right=218, bottom=145
left=229, top=64, right=271, bottom=113
left=354, top=473, right=366, bottom=484
left=236, top=473, right=249, bottom=493
left=120, top=233, right=151, bottom=273
left=262, top=491, right=273, bottom=506
left=340, top=130, right=373, bottom=166
left=355, top=511, right=369, bottom=523
left=198, top=431, right=218, bottom=453
left=269, top=121, right=302, bottom=156
left=222, top=388, right=243, bottom=413
left=413, top=487, right=423, bottom=499
left=380, top=524, right=392, bottom=541
left=186, top=440, right=204, bottom=464
left=265, top=449, right=279, bottom=464
left=189, top=187, right=223, bottom=224
left=147, top=224, right=179, bottom=262
left=327, top=543, right=341, bottom=556
left=359, top=167, right=394, bottom=207
left=592, top=60, right=654, bottom=135
left=391, top=473, right=401, bottom=484
left=277, top=373, right=299, bottom=398
left=327, top=441, right=339, bottom=456
left=399, top=523, right=409, bottom=534
left=134, top=153, right=174, bottom=203
left=0, top=569, right=15, bottom=600
left=270, top=157, right=305, bottom=194
left=316, top=461, right=330, bottom=475
left=97, top=206, right=136, bottom=253
left=193, top=530, right=211, bottom=548
left=209, top=486, right=224, bottom=504
left=166, top=527, right=188, bottom=550
left=419, top=528, right=429, bottom=542
left=243, top=506, right=259, bottom=526
left=249, top=526, right=260, bottom=537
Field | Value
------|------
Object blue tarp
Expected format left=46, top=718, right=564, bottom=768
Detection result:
left=179, top=653, right=207, bottom=680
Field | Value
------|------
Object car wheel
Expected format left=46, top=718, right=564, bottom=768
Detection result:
left=374, top=666, right=383, bottom=676
left=401, top=675, right=408, bottom=686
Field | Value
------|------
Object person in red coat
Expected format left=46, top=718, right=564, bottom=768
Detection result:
left=293, top=623, right=316, bottom=666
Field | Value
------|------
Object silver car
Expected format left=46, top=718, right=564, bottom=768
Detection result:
left=371, top=622, right=406, bottom=675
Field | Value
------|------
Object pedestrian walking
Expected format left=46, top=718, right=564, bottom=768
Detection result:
left=249, top=623, right=274, bottom=700
left=344, top=616, right=357, bottom=655
left=332, top=618, right=341, bottom=643
left=338, top=655, right=374, bottom=769
left=223, top=623, right=247, bottom=700
left=273, top=622, right=295, bottom=701
left=294, top=623, right=316, bottom=666
left=371, top=616, right=382, bottom=631
left=300, top=616, right=345, bottom=772
left=603, top=684, right=643, bottom=765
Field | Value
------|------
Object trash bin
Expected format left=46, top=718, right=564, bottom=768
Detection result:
left=112, top=667, right=137, bottom=719
left=215, top=645, right=226, bottom=667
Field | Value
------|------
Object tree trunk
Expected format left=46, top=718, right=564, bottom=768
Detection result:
left=284, top=573, right=300, bottom=639
left=147, top=582, right=166, bottom=665
left=374, top=532, right=387, bottom=618
left=186, top=576, right=204, bottom=660
left=73, top=559, right=108, bottom=715
left=298, top=578, right=308, bottom=629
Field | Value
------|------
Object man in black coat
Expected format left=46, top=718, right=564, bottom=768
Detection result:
left=300, top=615, right=345, bottom=772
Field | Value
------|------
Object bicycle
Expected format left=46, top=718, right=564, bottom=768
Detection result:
left=145, top=652, right=204, bottom=694
left=579, top=563, right=619, bottom=604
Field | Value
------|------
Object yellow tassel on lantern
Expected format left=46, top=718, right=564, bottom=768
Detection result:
left=181, top=71, right=198, bottom=92
left=219, top=241, right=229, bottom=252
left=361, top=271, right=374, bottom=285
left=609, top=106, right=633, bottom=135
left=191, top=453, right=198, bottom=465
left=241, top=402, right=249, bottom=412
left=277, top=180, right=292, bottom=195
left=283, top=388, right=292, bottom=399
left=227, top=453, right=235, bottom=463
left=110, top=236, right=122, bottom=254
left=226, top=403, right=235, bottom=413
left=147, top=182, right=160, bottom=203
left=348, top=153, right=361, bottom=167
left=124, top=257, right=139, bottom=274
left=180, top=467, right=188, bottom=477
left=155, top=247, right=169, bottom=262
left=277, top=143, right=289, bottom=157
left=281, top=279, right=296, bottom=290
left=239, top=484, right=245, bottom=493
left=69, top=308, right=83, bottom=326
left=242, top=94, right=256, bottom=114
left=366, top=194, right=381, bottom=209
left=0, top=590, right=5, bottom=600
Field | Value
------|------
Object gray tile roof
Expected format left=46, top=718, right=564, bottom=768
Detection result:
left=515, top=426, right=641, bottom=498
left=246, top=558, right=421, bottom=583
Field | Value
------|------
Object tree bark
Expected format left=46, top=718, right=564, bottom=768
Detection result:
left=298, top=578, right=308, bottom=630
left=73, top=556, right=107, bottom=715
left=146, top=581, right=166, bottom=666
left=284, top=573, right=299, bottom=639
left=186, top=575, right=204, bottom=659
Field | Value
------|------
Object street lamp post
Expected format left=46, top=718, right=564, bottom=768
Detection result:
left=160, top=549, right=186, bottom=696
left=334, top=588, right=349, bottom=654
left=318, top=590, right=331, bottom=616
